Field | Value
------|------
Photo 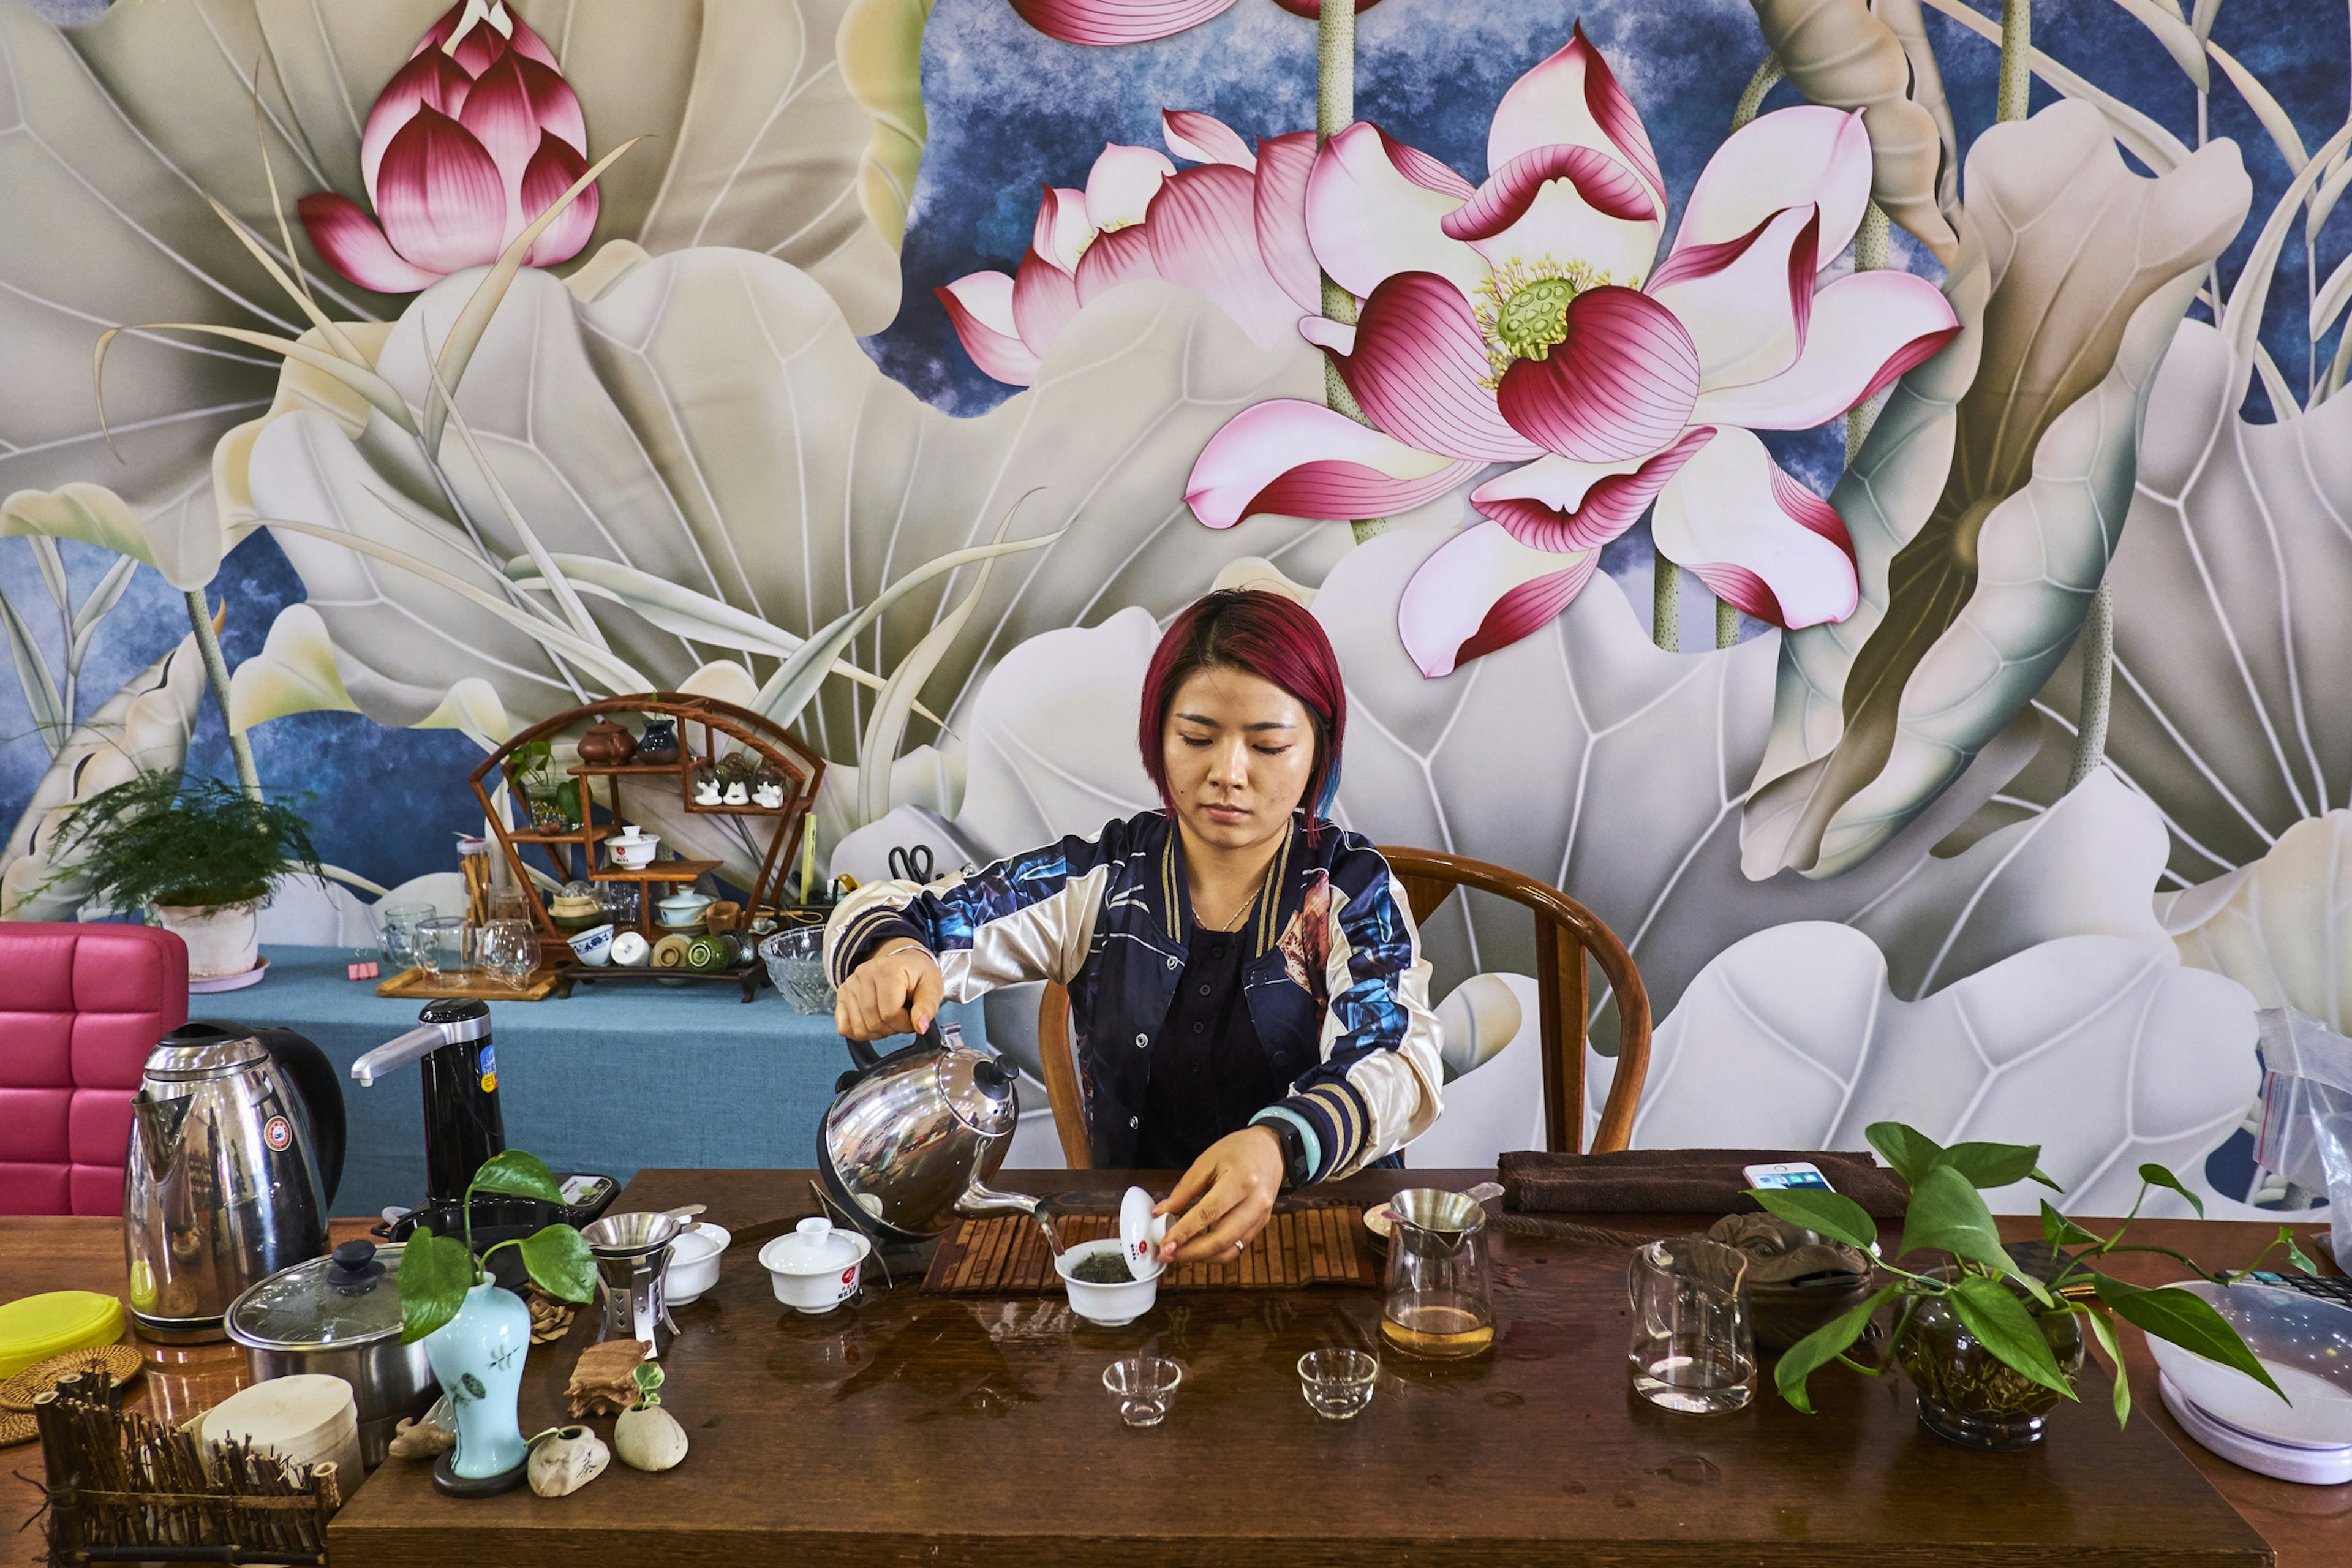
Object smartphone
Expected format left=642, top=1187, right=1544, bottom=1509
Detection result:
left=1744, top=1161, right=1836, bottom=1191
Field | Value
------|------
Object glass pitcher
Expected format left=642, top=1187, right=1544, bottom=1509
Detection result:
left=1379, top=1188, right=1494, bottom=1359
left=1627, top=1235, right=1754, bottom=1413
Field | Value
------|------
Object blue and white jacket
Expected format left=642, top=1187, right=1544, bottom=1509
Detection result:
left=823, top=810, right=1445, bottom=1183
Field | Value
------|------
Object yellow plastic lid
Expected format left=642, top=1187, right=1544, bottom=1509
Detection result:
left=0, top=1291, right=126, bottom=1379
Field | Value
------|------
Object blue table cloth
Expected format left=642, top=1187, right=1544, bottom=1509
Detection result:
left=214, top=947, right=987, bottom=1221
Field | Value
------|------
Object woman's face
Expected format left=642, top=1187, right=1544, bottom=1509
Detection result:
left=1161, top=666, right=1318, bottom=854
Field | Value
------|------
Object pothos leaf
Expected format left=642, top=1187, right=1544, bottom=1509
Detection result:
left=2282, top=1230, right=2321, bottom=1276
left=470, top=1150, right=565, bottom=1205
left=1938, top=1142, right=2061, bottom=1193
left=1866, top=1121, right=1946, bottom=1187
left=2091, top=1274, right=2287, bottom=1401
left=517, top=1223, right=598, bottom=1305
left=397, top=1226, right=478, bottom=1345
left=2078, top=1305, right=2133, bottom=1429
left=1747, top=1187, right=1881, bottom=1254
left=2136, top=1162, right=2206, bottom=1218
left=1947, top=1274, right=2078, bottom=1401
left=1774, top=1283, right=1903, bottom=1415
left=1901, top=1166, right=2048, bottom=1303
left=2041, top=1200, right=2103, bottom=1251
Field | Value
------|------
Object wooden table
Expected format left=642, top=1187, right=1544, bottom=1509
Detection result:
left=6, top=1174, right=2345, bottom=1566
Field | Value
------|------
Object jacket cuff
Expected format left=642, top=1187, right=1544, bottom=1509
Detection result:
left=827, top=908, right=928, bottom=986
left=1259, top=1080, right=1370, bottom=1184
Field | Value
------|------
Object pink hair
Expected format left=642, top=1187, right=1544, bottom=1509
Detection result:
left=1137, top=590, right=1347, bottom=824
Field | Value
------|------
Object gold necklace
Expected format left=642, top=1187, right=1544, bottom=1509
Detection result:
left=1194, top=860, right=1271, bottom=933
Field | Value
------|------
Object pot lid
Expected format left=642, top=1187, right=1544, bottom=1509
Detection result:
left=225, top=1240, right=408, bottom=1350
left=767, top=1217, right=862, bottom=1274
left=146, top=1021, right=266, bottom=1079
left=1120, top=1186, right=1167, bottom=1281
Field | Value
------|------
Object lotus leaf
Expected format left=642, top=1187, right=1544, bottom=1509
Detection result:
left=2158, top=811, right=2352, bottom=1036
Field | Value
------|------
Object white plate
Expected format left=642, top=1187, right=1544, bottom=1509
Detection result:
left=2162, top=1373, right=2352, bottom=1485
left=190, top=956, right=270, bottom=993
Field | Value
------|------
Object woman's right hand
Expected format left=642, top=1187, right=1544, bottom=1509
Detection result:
left=834, top=938, right=945, bottom=1039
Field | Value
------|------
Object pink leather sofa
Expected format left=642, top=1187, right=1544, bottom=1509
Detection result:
left=0, top=922, right=186, bottom=1215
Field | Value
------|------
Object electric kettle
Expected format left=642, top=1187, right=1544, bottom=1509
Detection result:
left=818, top=1020, right=1041, bottom=1243
left=124, top=1021, right=345, bottom=1343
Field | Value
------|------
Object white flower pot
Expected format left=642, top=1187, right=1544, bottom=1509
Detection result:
left=154, top=902, right=262, bottom=979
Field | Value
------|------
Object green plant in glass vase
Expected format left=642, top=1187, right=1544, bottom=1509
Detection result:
left=397, top=1152, right=597, bottom=1482
left=42, top=770, right=322, bottom=981
left=1758, top=1121, right=2315, bottom=1451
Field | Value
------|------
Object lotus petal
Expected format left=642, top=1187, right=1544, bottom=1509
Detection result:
left=1073, top=225, right=1160, bottom=303
left=1645, top=205, right=1819, bottom=396
left=361, top=48, right=475, bottom=206
left=1752, top=0, right=1960, bottom=262
left=1487, top=23, right=1666, bottom=216
left=1471, top=432, right=1711, bottom=554
left=1303, top=123, right=1483, bottom=302
left=1252, top=130, right=1321, bottom=313
left=1312, top=271, right=1539, bottom=463
left=375, top=107, right=510, bottom=274
left=1161, top=109, right=1254, bottom=170
left=456, top=51, right=548, bottom=203
left=1672, top=105, right=1871, bottom=266
left=1011, top=249, right=1084, bottom=356
left=1397, top=521, right=1598, bottom=679
left=1033, top=186, right=1093, bottom=274
left=298, top=194, right=448, bottom=296
left=1008, top=0, right=1238, bottom=45
left=1687, top=266, right=1955, bottom=428
left=1146, top=165, right=1300, bottom=349
left=1084, top=143, right=1177, bottom=232
left=1744, top=103, right=2250, bottom=879
left=1441, top=143, right=1661, bottom=292
left=1185, top=398, right=1478, bottom=529
left=519, top=132, right=599, bottom=266
left=1494, top=286, right=1699, bottom=463
left=937, top=273, right=1042, bottom=386
left=1651, top=427, right=1856, bottom=630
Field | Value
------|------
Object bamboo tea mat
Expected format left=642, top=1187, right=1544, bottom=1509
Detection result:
left=922, top=1203, right=1376, bottom=1294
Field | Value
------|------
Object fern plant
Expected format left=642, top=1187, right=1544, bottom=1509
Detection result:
left=47, top=770, right=323, bottom=913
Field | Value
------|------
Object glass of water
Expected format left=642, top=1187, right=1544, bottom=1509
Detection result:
left=1102, top=1355, right=1183, bottom=1428
left=1628, top=1235, right=1754, bottom=1414
left=759, top=926, right=836, bottom=1014
left=1297, top=1348, right=1379, bottom=1419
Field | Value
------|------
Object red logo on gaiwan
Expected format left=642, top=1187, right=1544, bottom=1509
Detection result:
left=263, top=1115, right=293, bottom=1152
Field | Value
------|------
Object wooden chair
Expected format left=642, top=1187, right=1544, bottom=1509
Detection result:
left=1030, top=846, right=1651, bottom=1166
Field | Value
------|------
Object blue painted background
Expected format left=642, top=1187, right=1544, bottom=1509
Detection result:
left=5, top=0, right=2345, bottom=895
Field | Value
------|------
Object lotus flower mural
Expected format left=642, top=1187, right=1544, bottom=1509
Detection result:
left=1009, top=0, right=1376, bottom=47
left=1183, top=27, right=1960, bottom=677
left=938, top=111, right=1316, bottom=383
left=297, top=0, right=598, bottom=293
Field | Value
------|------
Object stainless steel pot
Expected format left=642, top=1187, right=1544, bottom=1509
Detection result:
left=224, top=1240, right=437, bottom=1468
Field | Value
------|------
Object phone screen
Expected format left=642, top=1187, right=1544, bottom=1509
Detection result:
left=1751, top=1167, right=1834, bottom=1191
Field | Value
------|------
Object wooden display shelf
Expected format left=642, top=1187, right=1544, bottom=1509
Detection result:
left=592, top=859, right=720, bottom=882
left=505, top=828, right=587, bottom=844
left=566, top=761, right=686, bottom=775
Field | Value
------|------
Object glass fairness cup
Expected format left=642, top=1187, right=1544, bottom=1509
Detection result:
left=1379, top=1189, right=1495, bottom=1359
left=1102, top=1356, right=1183, bottom=1428
left=1627, top=1235, right=1755, bottom=1414
left=1297, top=1348, right=1379, bottom=1419
left=416, top=916, right=473, bottom=981
left=378, top=902, right=435, bottom=970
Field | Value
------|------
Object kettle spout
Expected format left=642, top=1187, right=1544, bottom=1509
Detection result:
left=129, top=1090, right=180, bottom=1180
left=956, top=1179, right=1040, bottom=1220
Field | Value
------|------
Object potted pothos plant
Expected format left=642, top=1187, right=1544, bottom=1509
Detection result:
left=42, top=771, right=322, bottom=981
left=1757, top=1121, right=2315, bottom=1451
left=398, top=1151, right=597, bottom=1485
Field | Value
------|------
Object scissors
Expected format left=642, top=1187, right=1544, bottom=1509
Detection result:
left=889, top=844, right=937, bottom=884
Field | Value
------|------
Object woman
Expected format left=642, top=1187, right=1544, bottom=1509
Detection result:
left=827, top=590, right=1444, bottom=1265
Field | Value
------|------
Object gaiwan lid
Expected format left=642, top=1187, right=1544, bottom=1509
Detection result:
left=769, top=1217, right=863, bottom=1275
left=225, top=1240, right=407, bottom=1351
left=1120, top=1186, right=1169, bottom=1281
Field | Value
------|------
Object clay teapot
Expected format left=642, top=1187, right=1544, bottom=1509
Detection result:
left=577, top=717, right=637, bottom=767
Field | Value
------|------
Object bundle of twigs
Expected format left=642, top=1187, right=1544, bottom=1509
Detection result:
left=30, top=1370, right=337, bottom=1567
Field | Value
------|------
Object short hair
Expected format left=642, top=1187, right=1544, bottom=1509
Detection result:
left=1137, top=590, right=1347, bottom=824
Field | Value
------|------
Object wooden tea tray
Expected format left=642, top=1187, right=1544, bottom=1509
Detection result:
left=922, top=1202, right=1376, bottom=1294
left=374, top=965, right=571, bottom=1002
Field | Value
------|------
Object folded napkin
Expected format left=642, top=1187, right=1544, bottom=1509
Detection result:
left=1499, top=1148, right=1910, bottom=1218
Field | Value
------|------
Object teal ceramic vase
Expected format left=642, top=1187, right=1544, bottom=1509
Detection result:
left=424, top=1281, right=532, bottom=1478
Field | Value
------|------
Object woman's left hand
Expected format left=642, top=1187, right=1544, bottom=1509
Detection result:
left=1153, top=1126, right=1284, bottom=1265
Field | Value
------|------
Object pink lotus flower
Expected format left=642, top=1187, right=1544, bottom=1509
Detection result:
left=1009, top=0, right=1378, bottom=47
left=1185, top=26, right=1962, bottom=676
left=937, top=110, right=1316, bottom=385
left=297, top=0, right=599, bottom=294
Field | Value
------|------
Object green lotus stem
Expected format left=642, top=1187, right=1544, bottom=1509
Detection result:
left=1845, top=203, right=1891, bottom=464
left=1317, top=0, right=1385, bottom=545
left=1653, top=557, right=1679, bottom=652
left=185, top=590, right=262, bottom=801
left=2066, top=578, right=2116, bottom=790
left=1732, top=53, right=1784, bottom=130
left=1997, top=0, right=2032, bottom=123
left=1716, top=596, right=1738, bottom=650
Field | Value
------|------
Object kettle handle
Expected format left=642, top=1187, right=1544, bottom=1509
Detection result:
left=835, top=1017, right=946, bottom=1094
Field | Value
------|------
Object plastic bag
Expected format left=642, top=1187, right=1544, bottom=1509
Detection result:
left=2252, top=1007, right=2352, bottom=1272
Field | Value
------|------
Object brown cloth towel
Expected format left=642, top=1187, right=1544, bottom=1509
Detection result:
left=1499, top=1148, right=1911, bottom=1218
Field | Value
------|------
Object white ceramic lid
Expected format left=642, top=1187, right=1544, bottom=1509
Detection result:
left=1120, top=1186, right=1168, bottom=1280
left=766, top=1217, right=862, bottom=1275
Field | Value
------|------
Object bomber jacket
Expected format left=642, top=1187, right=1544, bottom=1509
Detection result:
left=823, top=810, right=1445, bottom=1183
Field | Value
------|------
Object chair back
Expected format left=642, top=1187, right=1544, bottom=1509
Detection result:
left=1030, top=846, right=1651, bottom=1163
left=1379, top=846, right=1649, bottom=1154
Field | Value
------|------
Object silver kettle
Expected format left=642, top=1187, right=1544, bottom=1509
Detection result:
left=124, top=1021, right=344, bottom=1342
left=818, top=1020, right=1039, bottom=1243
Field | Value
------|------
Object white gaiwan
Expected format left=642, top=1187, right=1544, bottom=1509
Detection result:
left=605, top=824, right=658, bottom=869
left=1056, top=1186, right=1172, bottom=1327
left=758, top=1217, right=870, bottom=1314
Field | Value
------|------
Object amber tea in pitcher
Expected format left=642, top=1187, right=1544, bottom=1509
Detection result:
left=1379, top=1188, right=1495, bottom=1359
